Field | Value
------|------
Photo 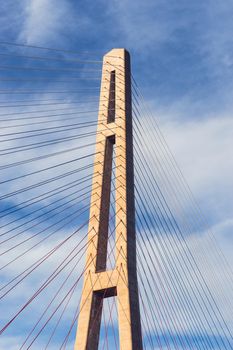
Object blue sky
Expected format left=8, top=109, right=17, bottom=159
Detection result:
left=1, top=0, right=233, bottom=116
left=0, top=1, right=233, bottom=349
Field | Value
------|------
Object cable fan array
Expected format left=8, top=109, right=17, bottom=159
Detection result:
left=0, top=42, right=232, bottom=350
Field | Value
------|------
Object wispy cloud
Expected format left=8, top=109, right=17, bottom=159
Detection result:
left=18, top=0, right=75, bottom=45
left=159, top=114, right=233, bottom=218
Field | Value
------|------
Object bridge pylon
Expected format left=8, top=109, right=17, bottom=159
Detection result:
left=74, top=48, right=143, bottom=350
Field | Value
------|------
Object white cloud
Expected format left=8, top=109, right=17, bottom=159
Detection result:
left=161, top=114, right=233, bottom=219
left=137, top=218, right=233, bottom=340
left=18, top=0, right=75, bottom=45
left=137, top=108, right=233, bottom=223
